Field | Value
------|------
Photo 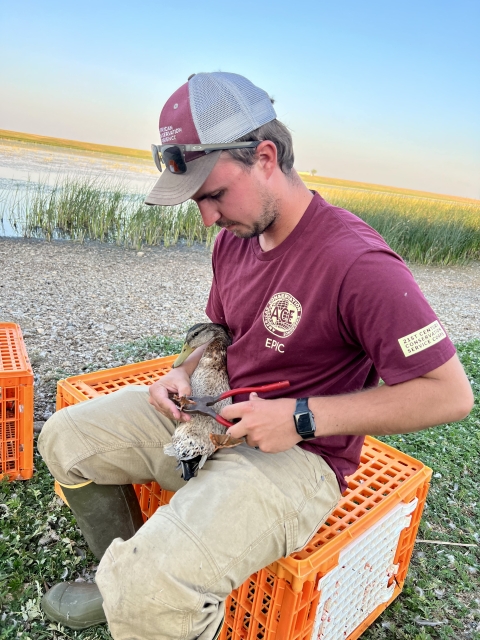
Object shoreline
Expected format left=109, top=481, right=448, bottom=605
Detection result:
left=3, top=131, right=477, bottom=203
left=0, top=129, right=151, bottom=161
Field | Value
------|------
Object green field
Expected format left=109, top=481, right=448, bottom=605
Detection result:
left=0, top=129, right=151, bottom=161
left=316, top=185, right=480, bottom=264
left=298, top=172, right=479, bottom=204
left=297, top=174, right=480, bottom=265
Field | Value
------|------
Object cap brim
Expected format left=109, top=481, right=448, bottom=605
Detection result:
left=145, top=151, right=222, bottom=206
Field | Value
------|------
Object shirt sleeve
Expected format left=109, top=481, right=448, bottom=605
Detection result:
left=338, top=250, right=456, bottom=385
left=205, top=242, right=226, bottom=325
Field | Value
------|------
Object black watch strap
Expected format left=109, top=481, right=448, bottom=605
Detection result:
left=293, top=398, right=317, bottom=440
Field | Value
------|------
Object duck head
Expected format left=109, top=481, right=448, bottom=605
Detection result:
left=173, top=323, right=231, bottom=368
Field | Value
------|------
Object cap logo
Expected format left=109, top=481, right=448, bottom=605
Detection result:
left=160, top=125, right=183, bottom=144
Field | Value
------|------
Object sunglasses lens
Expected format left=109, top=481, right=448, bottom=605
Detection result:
left=162, top=146, right=187, bottom=174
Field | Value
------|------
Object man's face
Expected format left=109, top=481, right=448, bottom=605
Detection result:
left=191, top=153, right=279, bottom=239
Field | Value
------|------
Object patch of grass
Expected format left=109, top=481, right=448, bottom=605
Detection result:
left=0, top=460, right=109, bottom=639
left=0, top=340, right=478, bottom=639
left=3, top=175, right=216, bottom=249
left=109, top=334, right=183, bottom=363
left=319, top=187, right=480, bottom=265
left=363, top=340, right=480, bottom=640
left=3, top=172, right=480, bottom=264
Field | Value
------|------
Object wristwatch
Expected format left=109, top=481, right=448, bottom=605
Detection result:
left=293, top=398, right=317, bottom=440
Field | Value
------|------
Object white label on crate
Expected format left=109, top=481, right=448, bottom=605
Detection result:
left=312, top=498, right=418, bottom=640
left=398, top=321, right=446, bottom=357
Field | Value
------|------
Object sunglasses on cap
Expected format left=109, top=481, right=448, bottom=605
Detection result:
left=151, top=141, right=261, bottom=175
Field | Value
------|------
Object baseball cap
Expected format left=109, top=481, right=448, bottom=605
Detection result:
left=145, top=72, right=277, bottom=206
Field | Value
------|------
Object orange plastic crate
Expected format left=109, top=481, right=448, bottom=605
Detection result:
left=55, top=355, right=177, bottom=410
left=0, top=323, right=34, bottom=480
left=55, top=358, right=431, bottom=639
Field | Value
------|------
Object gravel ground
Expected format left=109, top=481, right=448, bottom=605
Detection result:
left=1, top=236, right=479, bottom=421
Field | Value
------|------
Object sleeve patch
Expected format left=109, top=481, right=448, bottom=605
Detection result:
left=398, top=320, right=447, bottom=357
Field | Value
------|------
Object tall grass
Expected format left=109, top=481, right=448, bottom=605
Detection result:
left=2, top=173, right=479, bottom=263
left=321, top=187, right=480, bottom=265
left=2, top=175, right=217, bottom=249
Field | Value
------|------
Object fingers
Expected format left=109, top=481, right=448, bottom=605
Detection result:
left=174, top=378, right=193, bottom=398
left=151, top=397, right=191, bottom=422
left=221, top=393, right=261, bottom=420
left=222, top=394, right=296, bottom=453
left=221, top=396, right=258, bottom=441
left=220, top=400, right=250, bottom=423
left=148, top=378, right=192, bottom=422
left=147, top=388, right=175, bottom=418
left=245, top=436, right=261, bottom=450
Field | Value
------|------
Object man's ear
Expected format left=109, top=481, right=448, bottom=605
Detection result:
left=255, top=140, right=278, bottom=179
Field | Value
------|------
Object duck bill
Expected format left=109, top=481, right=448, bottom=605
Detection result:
left=173, top=343, right=195, bottom=368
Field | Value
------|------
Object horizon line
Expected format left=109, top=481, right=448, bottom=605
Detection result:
left=1, top=128, right=478, bottom=205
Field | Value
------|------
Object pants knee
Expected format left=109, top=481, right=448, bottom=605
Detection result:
left=38, top=409, right=67, bottom=465
left=96, top=508, right=224, bottom=639
left=37, top=408, right=88, bottom=484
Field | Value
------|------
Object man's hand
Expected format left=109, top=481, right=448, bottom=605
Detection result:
left=148, top=368, right=193, bottom=422
left=221, top=393, right=300, bottom=453
left=149, top=342, right=209, bottom=422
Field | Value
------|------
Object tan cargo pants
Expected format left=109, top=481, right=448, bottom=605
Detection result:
left=38, top=386, right=341, bottom=640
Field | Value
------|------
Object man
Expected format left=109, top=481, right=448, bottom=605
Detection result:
left=39, top=72, right=473, bottom=639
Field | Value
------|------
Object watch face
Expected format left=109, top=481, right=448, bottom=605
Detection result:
left=295, top=412, right=316, bottom=439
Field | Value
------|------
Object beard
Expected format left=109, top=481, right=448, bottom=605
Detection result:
left=215, top=191, right=280, bottom=239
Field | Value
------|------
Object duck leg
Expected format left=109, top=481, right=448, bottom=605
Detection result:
left=179, top=454, right=208, bottom=481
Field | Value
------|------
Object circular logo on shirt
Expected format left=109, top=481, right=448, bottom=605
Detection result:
left=263, top=292, right=302, bottom=338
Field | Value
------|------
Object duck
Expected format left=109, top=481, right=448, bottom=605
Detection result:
left=164, top=322, right=241, bottom=481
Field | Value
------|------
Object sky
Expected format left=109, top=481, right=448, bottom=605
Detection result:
left=1, top=0, right=479, bottom=198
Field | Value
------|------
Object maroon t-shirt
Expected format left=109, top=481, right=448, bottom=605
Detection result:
left=206, top=193, right=455, bottom=492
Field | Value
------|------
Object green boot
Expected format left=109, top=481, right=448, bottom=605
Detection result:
left=42, top=482, right=144, bottom=630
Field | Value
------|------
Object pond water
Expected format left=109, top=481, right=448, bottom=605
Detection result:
left=0, top=139, right=159, bottom=237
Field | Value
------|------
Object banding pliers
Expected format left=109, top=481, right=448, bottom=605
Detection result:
left=172, top=380, right=291, bottom=426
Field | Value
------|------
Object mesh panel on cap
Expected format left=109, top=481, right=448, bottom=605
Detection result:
left=189, top=72, right=277, bottom=144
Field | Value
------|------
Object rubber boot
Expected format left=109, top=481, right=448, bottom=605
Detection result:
left=42, top=482, right=144, bottom=630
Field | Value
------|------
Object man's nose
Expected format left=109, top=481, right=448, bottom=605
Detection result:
left=198, top=202, right=221, bottom=227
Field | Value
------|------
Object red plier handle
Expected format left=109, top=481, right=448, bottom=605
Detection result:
left=212, top=380, right=290, bottom=427
left=214, top=380, right=290, bottom=403
left=181, top=380, right=291, bottom=428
